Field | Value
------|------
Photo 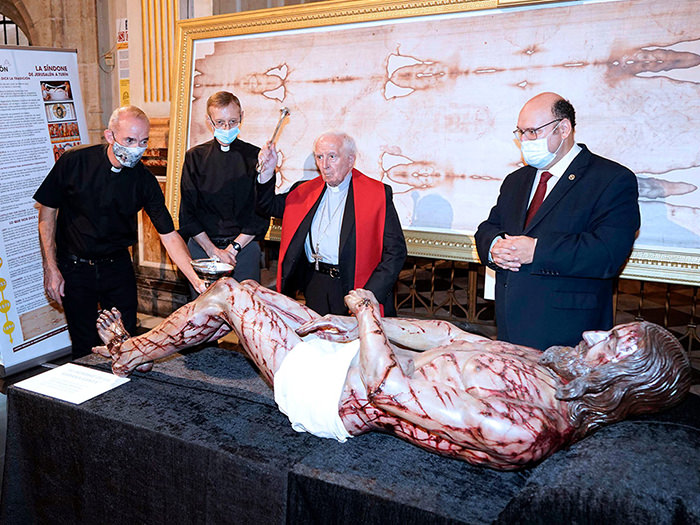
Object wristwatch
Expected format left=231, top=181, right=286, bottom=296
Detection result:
left=232, top=241, right=242, bottom=253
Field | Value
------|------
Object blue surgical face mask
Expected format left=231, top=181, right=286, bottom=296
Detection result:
left=520, top=122, right=563, bottom=169
left=112, top=140, right=147, bottom=168
left=213, top=126, right=239, bottom=145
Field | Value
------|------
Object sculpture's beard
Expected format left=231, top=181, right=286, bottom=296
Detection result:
left=540, top=343, right=593, bottom=382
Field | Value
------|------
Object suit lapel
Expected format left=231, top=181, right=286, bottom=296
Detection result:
left=297, top=187, right=326, bottom=249
left=524, top=145, right=592, bottom=232
left=338, top=177, right=354, bottom=257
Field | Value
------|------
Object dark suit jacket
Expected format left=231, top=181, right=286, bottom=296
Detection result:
left=474, top=144, right=640, bottom=350
left=256, top=175, right=407, bottom=316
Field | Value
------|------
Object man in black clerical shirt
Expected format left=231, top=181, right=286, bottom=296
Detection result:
left=179, top=91, right=270, bottom=296
left=34, top=105, right=205, bottom=358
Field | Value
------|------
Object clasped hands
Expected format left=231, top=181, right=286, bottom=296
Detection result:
left=490, top=234, right=537, bottom=272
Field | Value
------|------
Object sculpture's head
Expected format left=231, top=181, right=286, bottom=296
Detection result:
left=540, top=322, right=691, bottom=441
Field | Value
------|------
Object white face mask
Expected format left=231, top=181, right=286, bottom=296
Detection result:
left=520, top=122, right=563, bottom=169
left=112, top=140, right=147, bottom=168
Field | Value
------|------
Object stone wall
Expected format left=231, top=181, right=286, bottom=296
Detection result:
left=0, top=0, right=104, bottom=142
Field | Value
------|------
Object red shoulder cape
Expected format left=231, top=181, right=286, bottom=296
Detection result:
left=277, top=168, right=386, bottom=300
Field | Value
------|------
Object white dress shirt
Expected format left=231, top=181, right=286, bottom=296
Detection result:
left=526, top=143, right=582, bottom=207
left=305, top=173, right=352, bottom=266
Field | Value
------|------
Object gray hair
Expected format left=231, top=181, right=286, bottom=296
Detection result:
left=314, top=130, right=357, bottom=158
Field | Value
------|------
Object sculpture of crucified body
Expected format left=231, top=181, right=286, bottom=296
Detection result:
left=94, top=278, right=690, bottom=470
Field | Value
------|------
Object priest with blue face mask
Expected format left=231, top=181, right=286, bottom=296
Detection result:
left=475, top=92, right=640, bottom=351
left=34, top=105, right=205, bottom=359
left=178, top=91, right=270, bottom=299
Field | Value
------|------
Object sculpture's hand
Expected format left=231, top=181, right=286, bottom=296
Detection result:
left=345, top=289, right=381, bottom=317
left=296, top=315, right=359, bottom=342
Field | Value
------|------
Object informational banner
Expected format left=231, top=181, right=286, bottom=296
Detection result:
left=117, top=18, right=130, bottom=106
left=0, top=45, right=88, bottom=375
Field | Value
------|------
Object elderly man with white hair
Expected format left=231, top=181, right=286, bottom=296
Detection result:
left=256, top=130, right=406, bottom=316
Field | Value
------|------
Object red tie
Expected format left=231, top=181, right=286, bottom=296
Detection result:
left=524, top=171, right=553, bottom=227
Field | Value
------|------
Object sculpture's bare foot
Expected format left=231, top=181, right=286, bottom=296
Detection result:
left=96, top=307, right=130, bottom=349
left=93, top=308, right=154, bottom=376
left=93, top=344, right=111, bottom=358
left=92, top=345, right=152, bottom=372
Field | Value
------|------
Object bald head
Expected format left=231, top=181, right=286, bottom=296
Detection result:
left=523, top=91, right=560, bottom=112
left=516, top=92, right=576, bottom=168
left=108, top=105, right=150, bottom=131
left=519, top=92, right=576, bottom=130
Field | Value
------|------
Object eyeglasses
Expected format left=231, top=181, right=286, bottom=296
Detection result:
left=209, top=118, right=241, bottom=129
left=513, top=119, right=562, bottom=141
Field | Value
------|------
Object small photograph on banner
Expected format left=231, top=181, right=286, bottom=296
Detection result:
left=45, top=102, right=76, bottom=122
left=40, top=80, right=73, bottom=102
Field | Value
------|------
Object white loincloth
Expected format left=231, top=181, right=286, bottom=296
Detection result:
left=274, top=338, right=360, bottom=442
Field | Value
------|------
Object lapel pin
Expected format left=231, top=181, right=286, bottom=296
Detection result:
left=568, top=174, right=576, bottom=181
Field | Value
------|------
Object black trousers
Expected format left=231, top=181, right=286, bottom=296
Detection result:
left=303, top=269, right=347, bottom=316
left=58, top=253, right=137, bottom=358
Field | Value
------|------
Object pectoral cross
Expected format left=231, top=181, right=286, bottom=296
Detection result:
left=311, top=243, right=323, bottom=271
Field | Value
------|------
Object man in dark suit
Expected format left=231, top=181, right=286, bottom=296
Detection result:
left=256, top=131, right=406, bottom=316
left=475, top=92, right=640, bottom=351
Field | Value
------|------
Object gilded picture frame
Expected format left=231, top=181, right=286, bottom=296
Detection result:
left=166, top=0, right=700, bottom=286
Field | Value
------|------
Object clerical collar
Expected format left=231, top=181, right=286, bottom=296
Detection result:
left=326, top=172, right=352, bottom=193
left=220, top=144, right=230, bottom=152
left=111, top=165, right=122, bottom=173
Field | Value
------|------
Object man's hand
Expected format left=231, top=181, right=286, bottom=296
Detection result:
left=345, top=289, right=381, bottom=317
left=37, top=204, right=64, bottom=305
left=490, top=235, right=537, bottom=271
left=43, top=265, right=65, bottom=306
left=192, top=277, right=207, bottom=295
left=296, top=315, right=359, bottom=342
left=257, top=142, right=278, bottom=183
left=209, top=245, right=237, bottom=267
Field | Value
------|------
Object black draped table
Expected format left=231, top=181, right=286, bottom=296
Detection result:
left=1, top=346, right=699, bottom=524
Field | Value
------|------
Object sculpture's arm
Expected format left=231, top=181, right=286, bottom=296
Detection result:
left=382, top=318, right=489, bottom=349
left=297, top=313, right=488, bottom=350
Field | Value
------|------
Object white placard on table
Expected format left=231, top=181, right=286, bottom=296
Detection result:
left=14, top=363, right=129, bottom=404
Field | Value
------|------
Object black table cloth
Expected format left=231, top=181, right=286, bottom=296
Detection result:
left=2, top=347, right=698, bottom=524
